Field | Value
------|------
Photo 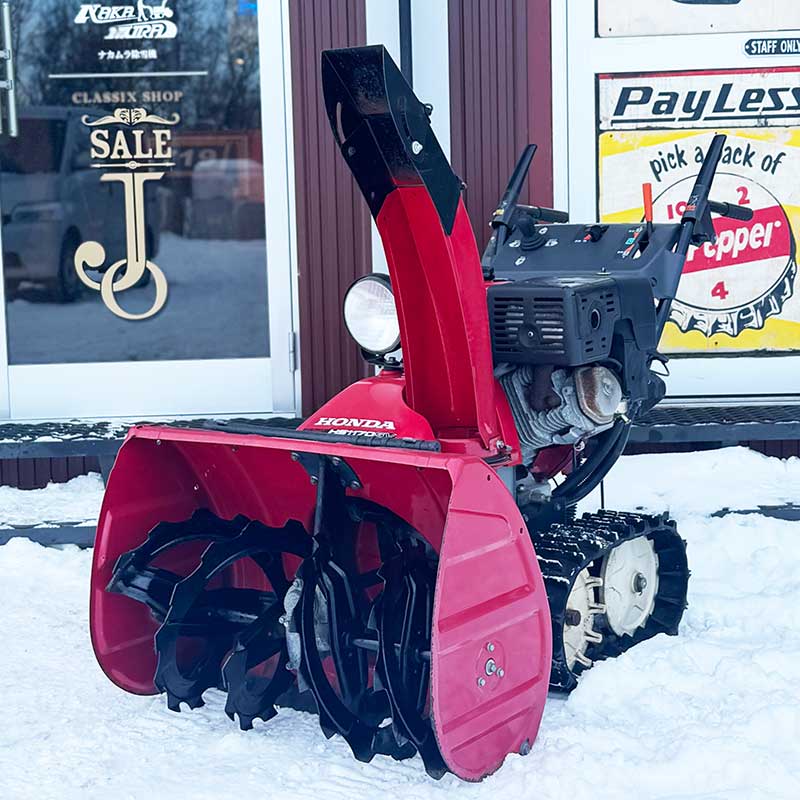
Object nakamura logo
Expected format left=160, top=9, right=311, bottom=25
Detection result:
left=314, top=418, right=397, bottom=431
left=599, top=70, right=800, bottom=131
left=75, top=1, right=177, bottom=40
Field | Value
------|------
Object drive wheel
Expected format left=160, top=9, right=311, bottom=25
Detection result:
left=601, top=536, right=659, bottom=637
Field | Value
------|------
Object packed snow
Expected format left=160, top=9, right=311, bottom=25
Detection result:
left=1, top=447, right=799, bottom=799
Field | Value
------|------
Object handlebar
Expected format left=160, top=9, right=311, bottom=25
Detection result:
left=708, top=200, right=754, bottom=222
left=517, top=204, right=570, bottom=224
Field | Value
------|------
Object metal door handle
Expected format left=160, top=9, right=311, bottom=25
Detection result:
left=0, top=1, right=17, bottom=137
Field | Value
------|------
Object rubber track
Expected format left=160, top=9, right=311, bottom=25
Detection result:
left=530, top=510, right=690, bottom=692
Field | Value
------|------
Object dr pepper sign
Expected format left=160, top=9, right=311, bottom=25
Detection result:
left=598, top=67, right=800, bottom=353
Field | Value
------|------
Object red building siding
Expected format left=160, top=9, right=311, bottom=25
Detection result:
left=449, top=0, right=553, bottom=249
left=289, top=0, right=371, bottom=415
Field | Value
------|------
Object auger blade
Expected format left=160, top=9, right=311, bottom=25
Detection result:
left=154, top=518, right=310, bottom=714
left=374, top=545, right=446, bottom=779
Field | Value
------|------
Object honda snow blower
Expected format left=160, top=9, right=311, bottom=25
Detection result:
left=90, top=46, right=752, bottom=780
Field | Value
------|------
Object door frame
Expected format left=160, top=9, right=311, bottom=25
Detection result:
left=0, top=0, right=299, bottom=421
left=555, top=3, right=800, bottom=402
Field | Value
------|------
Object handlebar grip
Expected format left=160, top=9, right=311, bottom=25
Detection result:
left=517, top=204, right=570, bottom=223
left=708, top=201, right=754, bottom=222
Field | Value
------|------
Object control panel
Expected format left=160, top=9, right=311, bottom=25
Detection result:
left=491, top=221, right=684, bottom=298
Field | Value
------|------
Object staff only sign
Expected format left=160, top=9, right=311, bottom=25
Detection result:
left=598, top=68, right=800, bottom=354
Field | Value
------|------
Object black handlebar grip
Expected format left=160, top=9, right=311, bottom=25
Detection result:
left=708, top=201, right=754, bottom=222
left=517, top=204, right=570, bottom=223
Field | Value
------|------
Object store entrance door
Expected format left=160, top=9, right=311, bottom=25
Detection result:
left=0, top=0, right=296, bottom=419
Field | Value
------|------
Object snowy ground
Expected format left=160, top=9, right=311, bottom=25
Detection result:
left=1, top=447, right=799, bottom=799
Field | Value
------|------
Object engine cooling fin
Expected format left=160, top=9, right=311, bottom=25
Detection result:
left=530, top=510, right=689, bottom=691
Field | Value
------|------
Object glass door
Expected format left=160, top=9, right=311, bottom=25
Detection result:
left=0, top=0, right=297, bottom=419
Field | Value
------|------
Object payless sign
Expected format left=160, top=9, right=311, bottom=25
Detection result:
left=598, top=68, right=800, bottom=354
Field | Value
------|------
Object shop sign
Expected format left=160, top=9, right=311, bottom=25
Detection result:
left=74, top=1, right=178, bottom=40
left=597, top=0, right=800, bottom=38
left=74, top=108, right=180, bottom=320
left=598, top=68, right=800, bottom=353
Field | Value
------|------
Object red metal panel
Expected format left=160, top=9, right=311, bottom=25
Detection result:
left=289, top=0, right=371, bottom=415
left=449, top=0, right=553, bottom=249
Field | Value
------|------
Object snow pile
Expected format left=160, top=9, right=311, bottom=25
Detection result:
left=0, top=473, right=104, bottom=527
left=0, top=447, right=799, bottom=799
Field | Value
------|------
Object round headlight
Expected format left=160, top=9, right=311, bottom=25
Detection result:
left=343, top=274, right=401, bottom=355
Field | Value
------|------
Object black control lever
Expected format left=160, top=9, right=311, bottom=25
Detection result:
left=481, top=144, right=537, bottom=275
left=516, top=204, right=570, bottom=224
left=708, top=200, right=754, bottom=222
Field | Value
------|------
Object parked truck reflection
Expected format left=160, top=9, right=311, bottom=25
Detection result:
left=1, top=108, right=161, bottom=302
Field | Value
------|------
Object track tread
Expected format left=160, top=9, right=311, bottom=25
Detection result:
left=530, top=510, right=689, bottom=692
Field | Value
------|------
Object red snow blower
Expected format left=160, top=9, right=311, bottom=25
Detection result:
left=90, top=45, right=752, bottom=780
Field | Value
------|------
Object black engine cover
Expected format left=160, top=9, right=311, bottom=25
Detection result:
left=489, top=277, right=621, bottom=366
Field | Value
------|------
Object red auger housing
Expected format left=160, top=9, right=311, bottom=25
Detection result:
left=90, top=45, right=748, bottom=779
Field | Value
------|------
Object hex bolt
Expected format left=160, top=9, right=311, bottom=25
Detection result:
left=487, top=642, right=495, bottom=652
left=156, top=439, right=161, bottom=446
left=519, top=739, right=532, bottom=756
left=564, top=608, right=582, bottom=627
left=290, top=452, right=299, bottom=462
left=331, top=457, right=341, bottom=466
left=496, top=440, right=506, bottom=451
left=193, top=484, right=199, bottom=491
left=310, top=476, right=319, bottom=486
left=497, top=668, right=505, bottom=678
left=350, top=480, right=362, bottom=490
left=633, top=572, right=648, bottom=593
left=485, top=658, right=497, bottom=676
left=477, top=677, right=486, bottom=688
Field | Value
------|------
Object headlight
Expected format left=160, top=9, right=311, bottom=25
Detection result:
left=343, top=274, right=401, bottom=355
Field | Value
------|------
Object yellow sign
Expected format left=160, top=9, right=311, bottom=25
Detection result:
left=598, top=68, right=800, bottom=354
left=74, top=107, right=179, bottom=320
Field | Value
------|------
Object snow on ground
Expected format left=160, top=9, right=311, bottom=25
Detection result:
left=0, top=473, right=104, bottom=527
left=1, top=447, right=799, bottom=800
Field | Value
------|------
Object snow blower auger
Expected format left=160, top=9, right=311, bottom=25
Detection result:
left=89, top=45, right=752, bottom=780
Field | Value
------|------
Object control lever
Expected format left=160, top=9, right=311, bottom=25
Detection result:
left=516, top=204, right=570, bottom=224
left=708, top=200, right=754, bottom=222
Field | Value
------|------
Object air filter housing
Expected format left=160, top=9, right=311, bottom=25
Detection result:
left=488, top=276, right=621, bottom=366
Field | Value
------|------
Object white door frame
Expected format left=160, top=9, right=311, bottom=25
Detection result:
left=0, top=0, right=299, bottom=421
left=556, top=2, right=800, bottom=401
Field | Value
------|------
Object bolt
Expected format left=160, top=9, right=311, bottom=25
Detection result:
left=310, top=476, right=319, bottom=486
left=496, top=440, right=506, bottom=451
left=565, top=608, right=582, bottom=627
left=331, top=457, right=341, bottom=466
left=498, top=668, right=505, bottom=678
left=156, top=439, right=161, bottom=446
left=519, top=739, right=532, bottom=756
left=477, top=677, right=486, bottom=688
left=633, top=572, right=648, bottom=593
left=487, top=642, right=495, bottom=652
left=350, top=480, right=361, bottom=490
left=411, top=140, right=423, bottom=155
left=193, top=484, right=199, bottom=492
left=347, top=146, right=356, bottom=157
left=290, top=452, right=299, bottom=462
left=279, top=615, right=287, bottom=626
left=485, top=658, right=497, bottom=676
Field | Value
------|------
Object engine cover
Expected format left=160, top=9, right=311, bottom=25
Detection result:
left=489, top=276, right=621, bottom=366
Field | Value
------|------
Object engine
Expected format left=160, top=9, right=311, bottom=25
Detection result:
left=488, top=269, right=667, bottom=467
